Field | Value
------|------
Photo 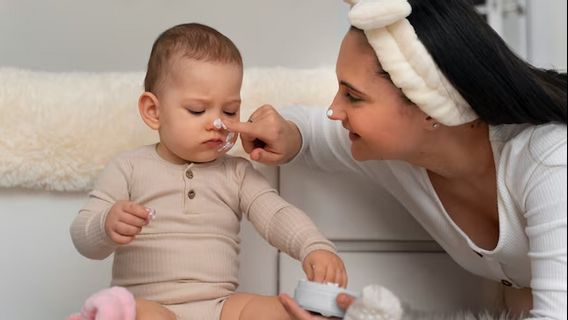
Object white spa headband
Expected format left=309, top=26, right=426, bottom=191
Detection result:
left=344, top=0, right=478, bottom=126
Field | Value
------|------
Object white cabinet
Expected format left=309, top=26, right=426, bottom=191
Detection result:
left=278, top=163, right=503, bottom=311
left=475, top=0, right=529, bottom=59
left=279, top=164, right=431, bottom=241
left=279, top=252, right=502, bottom=312
left=476, top=0, right=567, bottom=70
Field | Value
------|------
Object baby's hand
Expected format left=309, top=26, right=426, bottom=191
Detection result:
left=105, top=200, right=151, bottom=245
left=302, top=250, right=348, bottom=288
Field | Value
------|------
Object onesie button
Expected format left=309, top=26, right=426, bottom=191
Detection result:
left=185, top=170, right=194, bottom=179
left=188, top=190, right=196, bottom=199
left=501, top=280, right=512, bottom=287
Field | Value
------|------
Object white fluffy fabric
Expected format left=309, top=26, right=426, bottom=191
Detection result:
left=344, top=285, right=516, bottom=320
left=0, top=67, right=336, bottom=191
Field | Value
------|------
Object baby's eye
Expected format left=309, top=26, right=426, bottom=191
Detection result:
left=187, top=108, right=205, bottom=115
left=223, top=111, right=237, bottom=116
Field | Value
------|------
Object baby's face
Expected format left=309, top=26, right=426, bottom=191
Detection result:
left=156, top=58, right=242, bottom=163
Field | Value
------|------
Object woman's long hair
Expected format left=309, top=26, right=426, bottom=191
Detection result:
left=407, top=0, right=567, bottom=125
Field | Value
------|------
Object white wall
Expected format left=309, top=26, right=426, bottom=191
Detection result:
left=527, top=0, right=567, bottom=70
left=1, top=0, right=565, bottom=71
left=0, top=189, right=110, bottom=319
left=0, top=0, right=349, bottom=71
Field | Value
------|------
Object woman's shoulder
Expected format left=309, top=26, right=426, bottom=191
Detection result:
left=493, top=123, right=566, bottom=167
left=494, top=124, right=566, bottom=212
left=526, top=123, right=567, bottom=166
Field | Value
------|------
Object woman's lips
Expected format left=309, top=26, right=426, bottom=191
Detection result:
left=348, top=132, right=360, bottom=141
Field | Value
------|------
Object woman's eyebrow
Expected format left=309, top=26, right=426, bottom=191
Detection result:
left=339, top=80, right=366, bottom=96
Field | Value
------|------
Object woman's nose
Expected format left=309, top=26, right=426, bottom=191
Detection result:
left=327, top=105, right=346, bottom=121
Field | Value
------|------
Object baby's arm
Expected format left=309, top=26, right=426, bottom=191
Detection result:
left=237, top=160, right=346, bottom=285
left=70, top=157, right=135, bottom=260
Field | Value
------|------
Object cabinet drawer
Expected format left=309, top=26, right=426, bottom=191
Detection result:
left=280, top=164, right=431, bottom=241
left=279, top=251, right=502, bottom=312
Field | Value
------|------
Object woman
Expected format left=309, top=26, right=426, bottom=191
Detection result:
left=227, top=0, right=566, bottom=318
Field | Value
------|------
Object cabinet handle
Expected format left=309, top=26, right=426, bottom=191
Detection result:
left=503, top=0, right=525, bottom=16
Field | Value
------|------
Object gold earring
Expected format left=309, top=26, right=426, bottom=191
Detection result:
left=432, top=122, right=440, bottom=129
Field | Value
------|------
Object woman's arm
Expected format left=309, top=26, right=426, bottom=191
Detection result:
left=519, top=127, right=567, bottom=319
left=227, top=104, right=370, bottom=173
left=279, top=105, right=363, bottom=173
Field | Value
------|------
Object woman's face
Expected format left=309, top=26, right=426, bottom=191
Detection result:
left=330, top=29, right=429, bottom=161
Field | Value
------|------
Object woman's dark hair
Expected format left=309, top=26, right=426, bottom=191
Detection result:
left=407, top=0, right=566, bottom=125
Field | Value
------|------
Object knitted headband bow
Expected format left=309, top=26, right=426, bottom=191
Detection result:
left=344, top=0, right=478, bottom=126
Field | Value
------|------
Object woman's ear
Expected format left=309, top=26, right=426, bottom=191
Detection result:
left=424, top=116, right=441, bottom=131
left=138, top=92, right=160, bottom=130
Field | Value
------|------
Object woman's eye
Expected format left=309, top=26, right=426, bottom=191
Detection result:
left=345, top=92, right=362, bottom=103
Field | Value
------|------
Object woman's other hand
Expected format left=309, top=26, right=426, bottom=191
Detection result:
left=225, top=104, right=302, bottom=165
left=278, top=293, right=355, bottom=320
left=278, top=294, right=336, bottom=320
left=336, top=293, right=355, bottom=311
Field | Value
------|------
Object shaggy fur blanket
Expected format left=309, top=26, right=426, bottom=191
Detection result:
left=0, top=67, right=336, bottom=191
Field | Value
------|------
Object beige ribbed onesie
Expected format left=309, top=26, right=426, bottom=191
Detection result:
left=70, top=144, right=335, bottom=320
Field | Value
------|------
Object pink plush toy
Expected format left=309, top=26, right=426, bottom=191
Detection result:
left=67, top=286, right=136, bottom=320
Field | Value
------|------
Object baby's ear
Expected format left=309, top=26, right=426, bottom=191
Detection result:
left=138, top=92, right=160, bottom=130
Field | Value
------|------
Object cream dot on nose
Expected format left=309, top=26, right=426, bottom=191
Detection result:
left=213, top=118, right=225, bottom=129
left=326, top=107, right=334, bottom=119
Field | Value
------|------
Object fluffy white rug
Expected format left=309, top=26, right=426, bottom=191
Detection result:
left=0, top=67, right=336, bottom=191
left=344, top=285, right=516, bottom=320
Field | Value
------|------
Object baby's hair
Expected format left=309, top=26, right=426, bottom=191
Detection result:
left=144, top=23, right=243, bottom=94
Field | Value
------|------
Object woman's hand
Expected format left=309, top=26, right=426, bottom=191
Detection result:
left=336, top=293, right=355, bottom=311
left=278, top=293, right=355, bottom=320
left=225, top=104, right=302, bottom=165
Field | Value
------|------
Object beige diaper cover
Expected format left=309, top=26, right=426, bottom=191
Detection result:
left=165, top=296, right=227, bottom=320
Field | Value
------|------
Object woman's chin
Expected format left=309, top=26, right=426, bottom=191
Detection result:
left=351, top=148, right=368, bottom=161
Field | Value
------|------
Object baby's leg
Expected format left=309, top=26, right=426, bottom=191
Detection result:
left=220, top=293, right=291, bottom=320
left=135, top=299, right=177, bottom=320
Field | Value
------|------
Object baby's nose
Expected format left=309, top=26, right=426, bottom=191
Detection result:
left=213, top=118, right=227, bottom=130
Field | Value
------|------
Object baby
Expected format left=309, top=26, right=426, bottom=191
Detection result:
left=69, top=23, right=346, bottom=320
